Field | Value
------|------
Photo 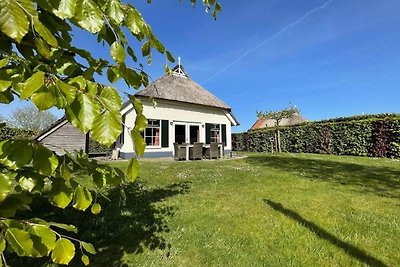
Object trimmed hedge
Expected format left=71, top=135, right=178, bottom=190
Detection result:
left=233, top=115, right=400, bottom=158
left=0, top=126, right=35, bottom=140
left=88, top=138, right=113, bottom=155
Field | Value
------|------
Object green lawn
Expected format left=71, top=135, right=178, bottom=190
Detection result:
left=15, top=153, right=400, bottom=266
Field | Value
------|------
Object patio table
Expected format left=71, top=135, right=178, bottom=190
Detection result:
left=178, top=143, right=224, bottom=161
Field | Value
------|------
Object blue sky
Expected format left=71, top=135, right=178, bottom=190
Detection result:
left=2, top=0, right=400, bottom=132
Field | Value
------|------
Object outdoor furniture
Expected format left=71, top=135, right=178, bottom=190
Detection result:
left=189, top=142, right=203, bottom=160
left=204, top=142, right=220, bottom=159
left=174, top=143, right=186, bottom=160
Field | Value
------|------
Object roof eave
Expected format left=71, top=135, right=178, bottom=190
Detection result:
left=35, top=116, right=68, bottom=142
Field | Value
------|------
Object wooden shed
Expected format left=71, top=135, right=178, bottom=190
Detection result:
left=35, top=117, right=87, bottom=155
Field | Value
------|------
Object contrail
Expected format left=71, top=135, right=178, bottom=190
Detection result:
left=204, top=0, right=334, bottom=83
left=246, top=0, right=278, bottom=51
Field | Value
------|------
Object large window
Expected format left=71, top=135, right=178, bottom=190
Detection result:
left=145, top=119, right=160, bottom=146
left=210, top=124, right=220, bottom=143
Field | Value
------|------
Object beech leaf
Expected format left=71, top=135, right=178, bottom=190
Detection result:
left=51, top=238, right=75, bottom=265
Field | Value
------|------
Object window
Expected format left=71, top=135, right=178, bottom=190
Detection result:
left=210, top=124, right=220, bottom=143
left=145, top=119, right=160, bottom=146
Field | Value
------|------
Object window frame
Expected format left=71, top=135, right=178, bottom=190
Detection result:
left=210, top=124, right=221, bottom=143
left=144, top=119, right=161, bottom=148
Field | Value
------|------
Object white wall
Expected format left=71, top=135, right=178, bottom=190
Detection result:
left=120, top=98, right=234, bottom=156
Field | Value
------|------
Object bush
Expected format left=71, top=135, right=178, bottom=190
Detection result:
left=232, top=114, right=400, bottom=158
left=0, top=126, right=35, bottom=140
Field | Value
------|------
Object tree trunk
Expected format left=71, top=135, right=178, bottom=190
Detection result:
left=277, top=129, right=281, bottom=153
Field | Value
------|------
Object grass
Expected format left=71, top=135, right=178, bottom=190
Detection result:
left=13, top=153, right=400, bottom=266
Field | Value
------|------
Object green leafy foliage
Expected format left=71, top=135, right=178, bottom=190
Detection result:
left=51, top=238, right=75, bottom=265
left=0, top=0, right=221, bottom=265
left=233, top=115, right=400, bottom=159
left=0, top=126, right=34, bottom=140
left=72, top=185, right=93, bottom=211
left=5, top=228, right=34, bottom=257
left=91, top=203, right=102, bottom=214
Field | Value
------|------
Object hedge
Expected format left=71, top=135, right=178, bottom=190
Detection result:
left=0, top=126, right=35, bottom=140
left=232, top=115, right=400, bottom=158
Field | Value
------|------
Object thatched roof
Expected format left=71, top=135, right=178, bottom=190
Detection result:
left=251, top=112, right=307, bottom=130
left=135, top=65, right=231, bottom=110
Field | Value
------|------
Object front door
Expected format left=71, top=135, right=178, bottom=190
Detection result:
left=174, top=123, right=200, bottom=144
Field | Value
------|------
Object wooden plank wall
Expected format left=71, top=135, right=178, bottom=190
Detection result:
left=40, top=122, right=86, bottom=155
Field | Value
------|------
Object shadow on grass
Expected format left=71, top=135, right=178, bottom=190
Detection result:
left=9, top=181, right=191, bottom=267
left=264, top=199, right=388, bottom=267
left=247, top=155, right=400, bottom=199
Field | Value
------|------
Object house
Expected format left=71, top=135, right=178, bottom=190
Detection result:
left=36, top=64, right=239, bottom=158
left=117, top=64, right=239, bottom=158
left=250, top=112, right=306, bottom=130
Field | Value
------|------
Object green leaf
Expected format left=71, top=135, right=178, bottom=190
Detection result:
left=91, top=110, right=122, bottom=147
left=1, top=140, right=33, bottom=167
left=166, top=50, right=175, bottom=63
left=56, top=80, right=76, bottom=104
left=0, top=58, right=9, bottom=69
left=127, top=46, right=137, bottom=62
left=119, top=64, right=141, bottom=89
left=19, top=177, right=36, bottom=192
left=33, top=145, right=59, bottom=175
left=29, top=224, right=56, bottom=257
left=132, top=130, right=146, bottom=156
left=68, top=75, right=87, bottom=89
left=128, top=94, right=143, bottom=114
left=0, top=193, right=31, bottom=217
left=0, top=90, right=14, bottom=103
left=35, top=38, right=51, bottom=59
left=20, top=71, right=45, bottom=99
left=81, top=254, right=90, bottom=266
left=33, top=18, right=58, bottom=47
left=65, top=93, right=100, bottom=133
left=142, top=41, right=151, bottom=57
left=105, top=0, right=124, bottom=24
left=0, top=0, right=29, bottom=42
left=0, top=238, right=5, bottom=254
left=126, top=157, right=140, bottom=182
left=5, top=228, right=34, bottom=257
left=75, top=0, right=104, bottom=33
left=72, top=185, right=92, bottom=211
left=31, top=86, right=56, bottom=110
left=51, top=238, right=75, bottom=265
left=49, top=222, right=77, bottom=233
left=54, top=0, right=77, bottom=19
left=86, top=80, right=98, bottom=94
left=0, top=173, right=12, bottom=203
left=49, top=179, right=73, bottom=209
left=81, top=241, right=96, bottom=254
left=134, top=114, right=147, bottom=132
left=100, top=86, right=122, bottom=110
left=3, top=218, right=24, bottom=229
left=91, top=203, right=101, bottom=214
left=151, top=37, right=165, bottom=53
left=106, top=67, right=120, bottom=83
left=0, top=80, right=12, bottom=92
left=110, top=41, right=126, bottom=64
left=60, top=161, right=71, bottom=181
left=125, top=8, right=142, bottom=35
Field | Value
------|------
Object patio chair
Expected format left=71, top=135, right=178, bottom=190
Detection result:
left=189, top=142, right=203, bottom=160
left=204, top=142, right=220, bottom=159
left=174, top=143, right=186, bottom=160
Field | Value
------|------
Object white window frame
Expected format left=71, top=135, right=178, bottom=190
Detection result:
left=210, top=124, right=221, bottom=143
left=144, top=119, right=161, bottom=148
